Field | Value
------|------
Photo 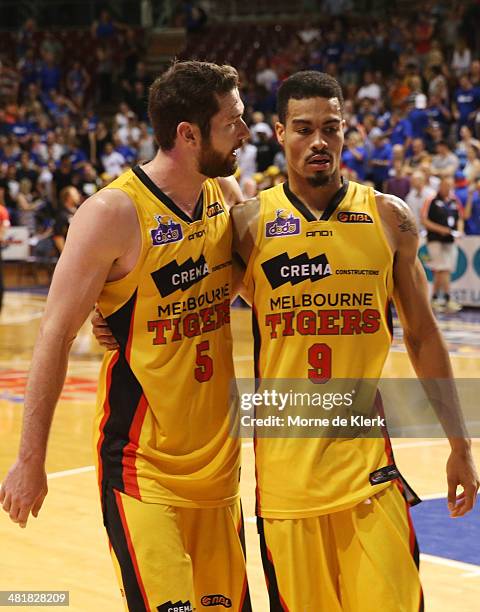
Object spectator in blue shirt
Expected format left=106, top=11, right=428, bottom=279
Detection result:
left=454, top=171, right=469, bottom=209
left=453, top=75, right=480, bottom=131
left=342, top=131, right=366, bottom=180
left=38, top=51, right=61, bottom=93
left=322, top=31, right=344, bottom=65
left=464, top=178, right=480, bottom=235
left=426, top=93, right=451, bottom=136
left=387, top=109, right=413, bottom=148
left=369, top=128, right=393, bottom=190
left=408, top=94, right=430, bottom=140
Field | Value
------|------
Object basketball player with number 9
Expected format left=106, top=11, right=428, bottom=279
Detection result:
left=232, top=71, right=479, bottom=611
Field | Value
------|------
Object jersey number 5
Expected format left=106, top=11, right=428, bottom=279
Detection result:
left=195, top=340, right=214, bottom=382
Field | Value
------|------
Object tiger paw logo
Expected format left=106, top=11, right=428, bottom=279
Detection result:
left=200, top=594, right=232, bottom=608
left=151, top=215, right=184, bottom=246
left=265, top=209, right=301, bottom=237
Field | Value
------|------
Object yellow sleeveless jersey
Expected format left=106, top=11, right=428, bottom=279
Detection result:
left=93, top=165, right=240, bottom=508
left=244, top=180, right=396, bottom=518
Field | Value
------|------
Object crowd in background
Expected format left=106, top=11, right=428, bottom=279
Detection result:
left=1, top=1, right=480, bottom=264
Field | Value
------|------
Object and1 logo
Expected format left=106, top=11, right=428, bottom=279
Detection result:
left=200, top=594, right=232, bottom=608
left=265, top=209, right=301, bottom=237
left=151, top=215, right=184, bottom=246
left=337, top=211, right=373, bottom=223
left=206, top=201, right=224, bottom=218
left=156, top=601, right=193, bottom=612
left=262, top=251, right=332, bottom=289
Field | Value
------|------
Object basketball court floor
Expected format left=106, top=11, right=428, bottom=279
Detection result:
left=0, top=290, right=479, bottom=611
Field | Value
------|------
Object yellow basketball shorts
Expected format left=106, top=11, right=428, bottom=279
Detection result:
left=257, top=482, right=423, bottom=612
left=102, top=487, right=252, bottom=611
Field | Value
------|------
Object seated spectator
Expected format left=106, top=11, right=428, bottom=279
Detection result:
left=431, top=141, right=459, bottom=178
left=405, top=138, right=431, bottom=173
left=255, top=128, right=278, bottom=173
left=66, top=61, right=91, bottom=109
left=16, top=151, right=39, bottom=185
left=356, top=70, right=382, bottom=103
left=250, top=111, right=273, bottom=143
left=0, top=60, right=21, bottom=101
left=385, top=158, right=411, bottom=200
left=464, top=177, right=480, bottom=235
left=463, top=144, right=480, bottom=183
left=455, top=125, right=480, bottom=157
left=16, top=177, right=41, bottom=235
left=101, top=142, right=126, bottom=177
left=137, top=122, right=156, bottom=161
left=116, top=112, right=141, bottom=147
left=114, top=102, right=132, bottom=130
left=78, top=162, right=101, bottom=198
left=52, top=153, right=75, bottom=207
left=236, top=139, right=257, bottom=187
left=470, top=60, right=480, bottom=88
left=112, top=134, right=137, bottom=167
left=52, top=186, right=81, bottom=254
left=40, top=32, right=63, bottom=63
left=255, top=58, right=278, bottom=92
left=451, top=38, right=472, bottom=77
left=428, top=65, right=448, bottom=102
left=92, top=121, right=111, bottom=166
left=420, top=159, right=441, bottom=192
left=405, top=170, right=436, bottom=229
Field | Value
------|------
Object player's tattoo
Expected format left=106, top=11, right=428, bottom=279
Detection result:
left=392, top=205, right=418, bottom=236
left=381, top=195, right=418, bottom=237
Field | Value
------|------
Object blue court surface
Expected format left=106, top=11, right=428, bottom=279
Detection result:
left=412, top=497, right=480, bottom=566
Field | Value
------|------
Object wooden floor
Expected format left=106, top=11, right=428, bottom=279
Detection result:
left=1, top=291, right=479, bottom=611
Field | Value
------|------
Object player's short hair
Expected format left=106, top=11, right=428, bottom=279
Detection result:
left=277, top=71, right=344, bottom=124
left=148, top=60, right=239, bottom=150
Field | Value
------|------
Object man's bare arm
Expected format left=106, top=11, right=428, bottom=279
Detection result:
left=377, top=194, right=479, bottom=516
left=0, top=190, right=136, bottom=527
left=217, top=175, right=244, bottom=209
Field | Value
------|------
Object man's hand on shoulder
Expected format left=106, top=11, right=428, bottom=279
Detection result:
left=217, top=175, right=244, bottom=209
left=231, top=197, right=260, bottom=269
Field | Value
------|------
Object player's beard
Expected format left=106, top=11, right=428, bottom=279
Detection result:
left=198, top=139, right=237, bottom=178
left=306, top=171, right=336, bottom=188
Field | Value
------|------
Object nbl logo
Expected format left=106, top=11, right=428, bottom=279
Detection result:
left=337, top=211, right=373, bottom=223
left=201, top=594, right=232, bottom=608
left=206, top=201, right=224, bottom=218
left=265, top=209, right=301, bottom=237
left=151, top=215, right=184, bottom=246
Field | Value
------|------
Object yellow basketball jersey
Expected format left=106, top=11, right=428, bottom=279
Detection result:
left=244, top=180, right=395, bottom=518
left=93, top=165, right=240, bottom=508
